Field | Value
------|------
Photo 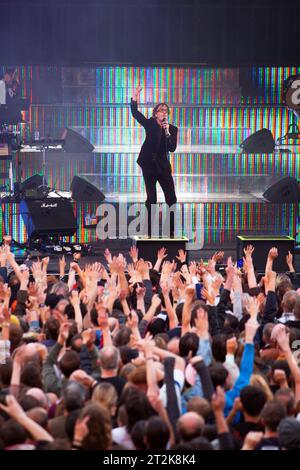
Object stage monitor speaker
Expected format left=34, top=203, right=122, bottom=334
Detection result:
left=20, top=199, right=77, bottom=240
left=240, top=128, right=275, bottom=153
left=237, top=235, right=295, bottom=273
left=132, top=236, right=189, bottom=267
left=71, top=176, right=105, bottom=202
left=20, top=174, right=43, bottom=191
left=263, top=176, right=300, bottom=203
left=62, top=128, right=94, bottom=153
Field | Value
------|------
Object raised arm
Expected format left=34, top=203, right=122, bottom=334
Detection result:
left=265, top=247, right=278, bottom=275
left=243, top=245, right=257, bottom=289
left=153, top=345, right=185, bottom=373
left=70, top=290, right=83, bottom=332
left=0, top=395, right=53, bottom=443
left=96, top=301, right=113, bottom=347
left=130, top=85, right=148, bottom=127
left=211, top=386, right=235, bottom=450
left=161, top=282, right=178, bottom=330
left=143, top=336, right=176, bottom=447
left=275, top=327, right=300, bottom=404
left=224, top=316, right=258, bottom=416
left=181, top=284, right=195, bottom=336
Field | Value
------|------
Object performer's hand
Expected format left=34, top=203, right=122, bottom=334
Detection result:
left=132, top=85, right=142, bottom=101
left=162, top=119, right=170, bottom=136
left=162, top=120, right=169, bottom=130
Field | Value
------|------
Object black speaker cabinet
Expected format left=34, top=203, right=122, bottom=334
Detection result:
left=263, top=176, right=300, bottom=203
left=71, top=176, right=105, bottom=202
left=20, top=199, right=77, bottom=239
left=20, top=174, right=43, bottom=191
left=240, top=129, right=275, bottom=153
left=237, top=235, right=295, bottom=273
left=62, top=128, right=94, bottom=153
left=132, top=236, right=189, bottom=267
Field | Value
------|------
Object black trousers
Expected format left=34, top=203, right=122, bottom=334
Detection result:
left=142, top=165, right=177, bottom=237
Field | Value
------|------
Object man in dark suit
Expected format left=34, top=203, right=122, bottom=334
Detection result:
left=130, top=85, right=178, bottom=237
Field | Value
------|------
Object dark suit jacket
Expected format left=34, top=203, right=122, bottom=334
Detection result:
left=130, top=99, right=178, bottom=170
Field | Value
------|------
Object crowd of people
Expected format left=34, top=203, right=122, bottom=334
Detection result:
left=0, top=234, right=300, bottom=451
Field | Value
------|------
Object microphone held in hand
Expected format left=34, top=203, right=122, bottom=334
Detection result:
left=162, top=118, right=171, bottom=138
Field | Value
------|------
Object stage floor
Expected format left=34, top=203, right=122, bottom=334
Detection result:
left=79, top=173, right=281, bottom=203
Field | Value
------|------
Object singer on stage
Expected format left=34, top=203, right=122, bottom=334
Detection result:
left=130, top=85, right=178, bottom=236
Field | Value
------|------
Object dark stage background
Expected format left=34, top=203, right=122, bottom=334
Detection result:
left=0, top=0, right=299, bottom=67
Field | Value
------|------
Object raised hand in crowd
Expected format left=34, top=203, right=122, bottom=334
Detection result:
left=212, top=251, right=224, bottom=263
left=193, top=308, right=209, bottom=339
left=201, top=286, right=216, bottom=306
left=136, top=258, right=150, bottom=280
left=73, top=416, right=90, bottom=448
left=244, top=244, right=255, bottom=260
left=153, top=247, right=168, bottom=271
left=286, top=250, right=295, bottom=272
left=104, top=248, right=113, bottom=265
left=59, top=255, right=66, bottom=278
left=247, top=295, right=260, bottom=318
left=188, top=260, right=198, bottom=277
left=264, top=269, right=277, bottom=294
left=129, top=246, right=139, bottom=264
left=176, top=249, right=186, bottom=264
left=265, top=247, right=278, bottom=274
left=58, top=321, right=70, bottom=345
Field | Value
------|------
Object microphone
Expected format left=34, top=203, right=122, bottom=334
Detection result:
left=162, top=118, right=170, bottom=138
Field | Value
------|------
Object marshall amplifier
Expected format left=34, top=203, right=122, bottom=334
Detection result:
left=20, top=199, right=77, bottom=240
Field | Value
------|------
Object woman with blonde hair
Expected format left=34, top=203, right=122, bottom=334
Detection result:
left=250, top=374, right=273, bottom=402
left=91, top=382, right=118, bottom=418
